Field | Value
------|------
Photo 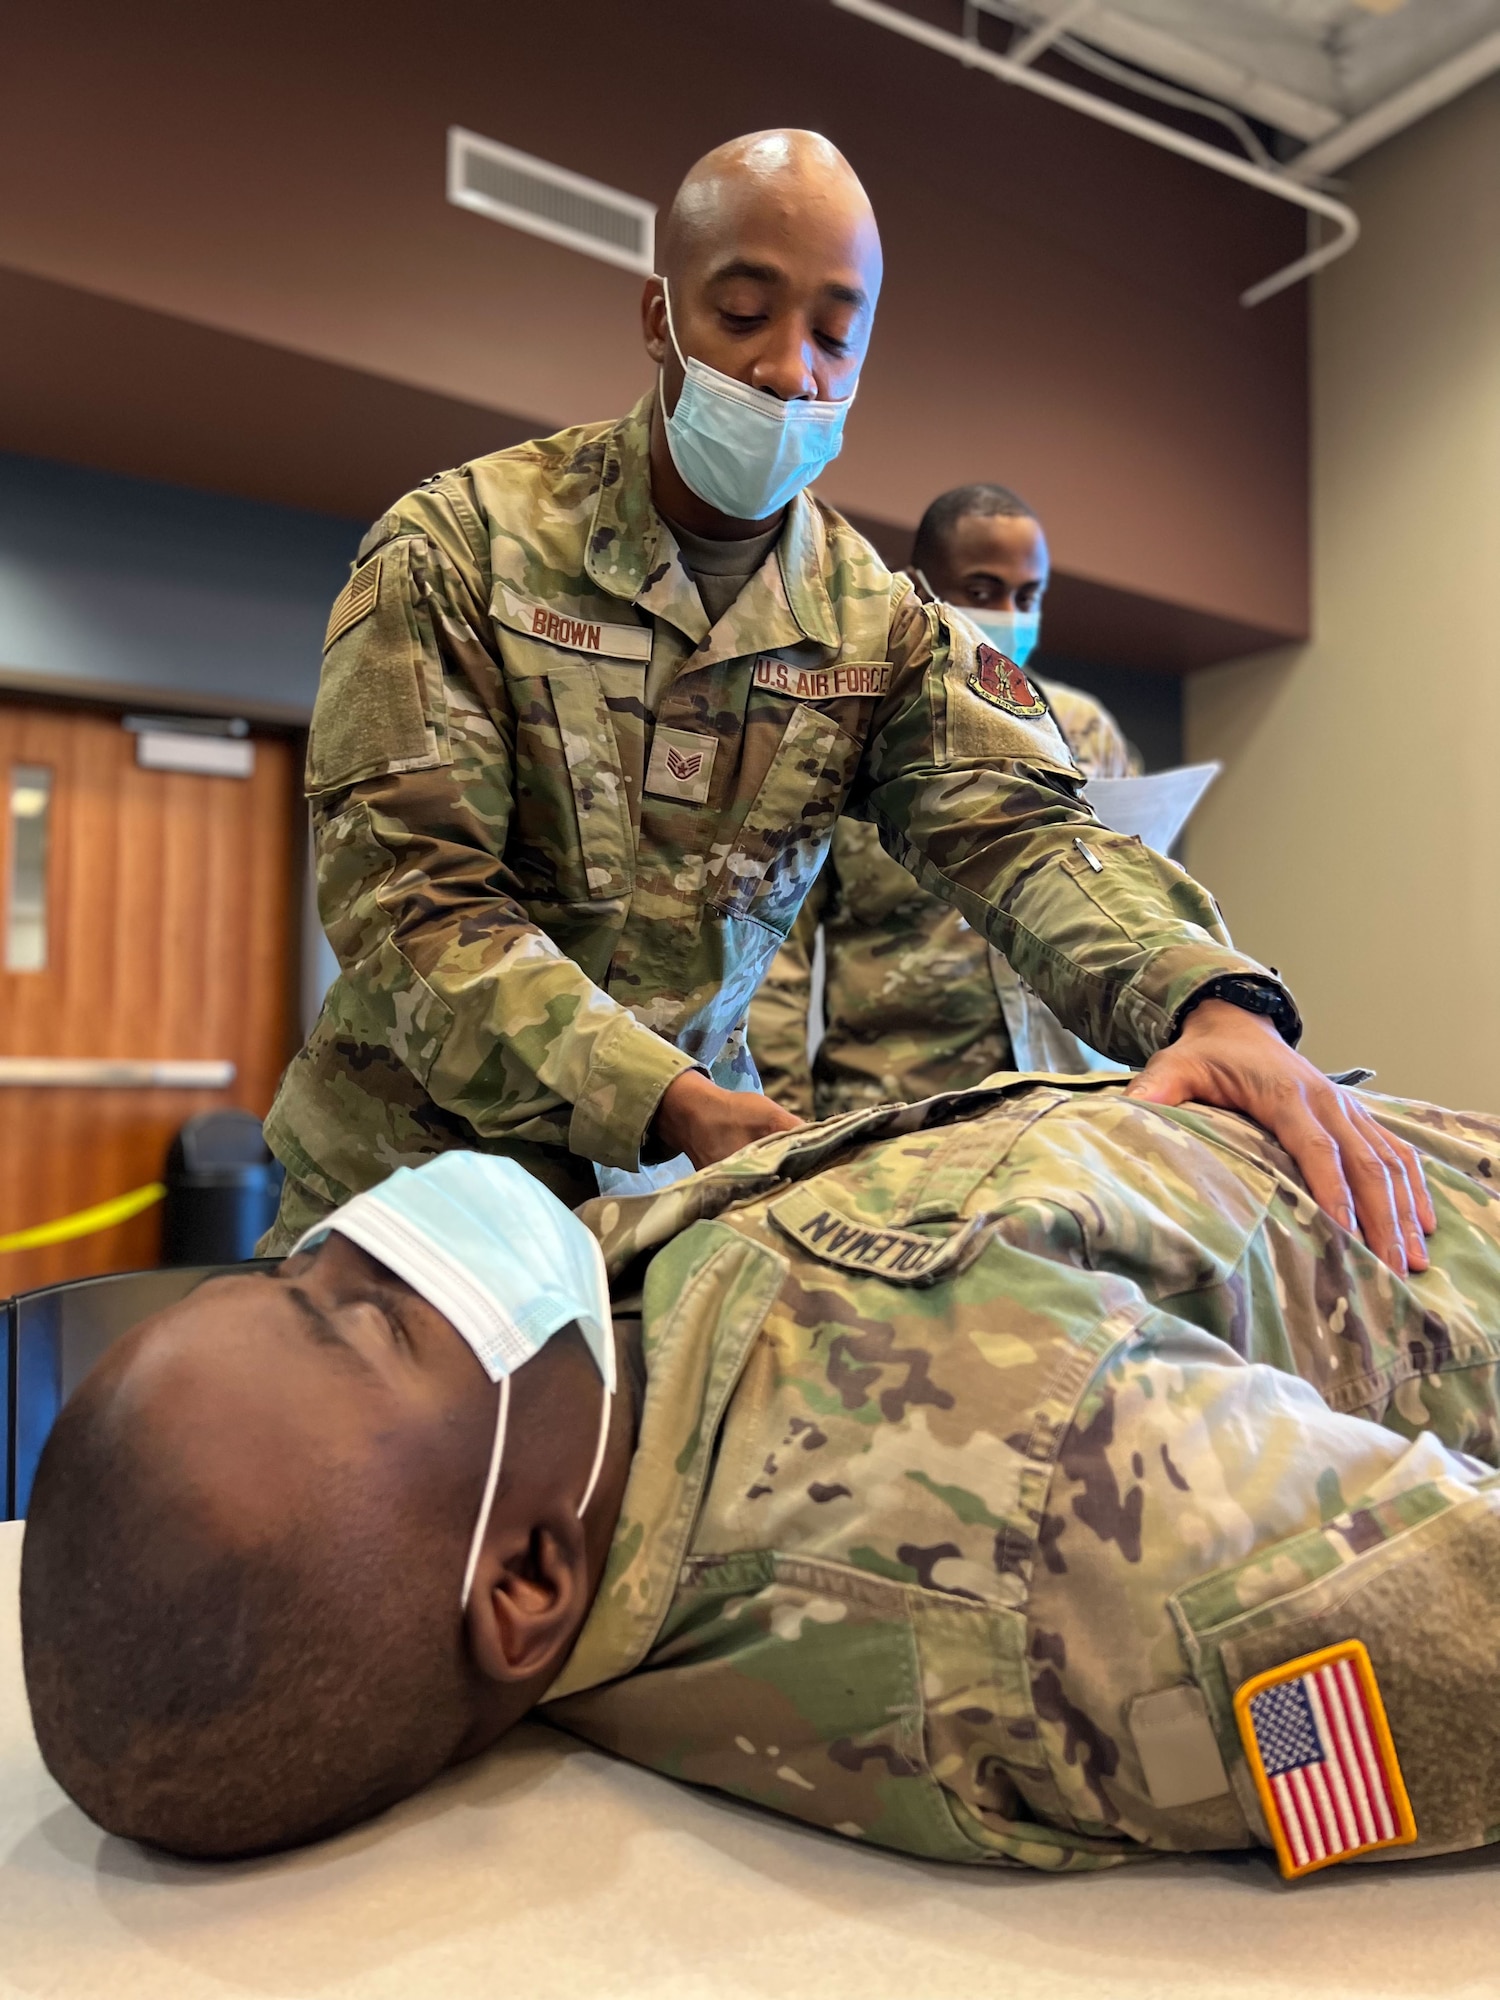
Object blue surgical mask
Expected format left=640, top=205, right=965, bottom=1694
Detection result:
left=966, top=606, right=1041, bottom=669
left=660, top=278, right=855, bottom=522
left=293, top=1153, right=616, bottom=1609
left=912, top=570, right=1043, bottom=669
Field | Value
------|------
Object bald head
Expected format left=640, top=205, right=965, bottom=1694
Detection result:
left=660, top=129, right=880, bottom=291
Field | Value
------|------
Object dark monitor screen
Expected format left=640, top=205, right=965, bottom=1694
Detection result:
left=5, top=1262, right=278, bottom=1518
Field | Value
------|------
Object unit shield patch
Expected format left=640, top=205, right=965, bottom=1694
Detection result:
left=967, top=643, right=1048, bottom=718
left=1233, top=1639, right=1416, bottom=1878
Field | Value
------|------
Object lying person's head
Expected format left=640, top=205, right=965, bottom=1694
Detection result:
left=20, top=1155, right=632, bottom=1860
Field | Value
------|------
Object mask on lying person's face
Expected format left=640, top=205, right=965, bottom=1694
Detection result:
left=293, top=1152, right=616, bottom=1609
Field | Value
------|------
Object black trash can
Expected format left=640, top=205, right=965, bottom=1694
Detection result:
left=161, top=1111, right=284, bottom=1265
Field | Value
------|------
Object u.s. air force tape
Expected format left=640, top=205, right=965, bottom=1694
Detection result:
left=751, top=658, right=891, bottom=700
left=767, top=1183, right=992, bottom=1285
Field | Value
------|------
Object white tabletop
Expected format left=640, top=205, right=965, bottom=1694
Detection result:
left=2, top=1520, right=1497, bottom=1999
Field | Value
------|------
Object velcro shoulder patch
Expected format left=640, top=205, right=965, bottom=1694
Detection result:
left=324, top=556, right=382, bottom=653
left=767, top=1183, right=990, bottom=1285
left=752, top=658, right=892, bottom=701
left=1234, top=1639, right=1416, bottom=1878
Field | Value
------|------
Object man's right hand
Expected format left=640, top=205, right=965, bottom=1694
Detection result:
left=654, top=1069, right=802, bottom=1170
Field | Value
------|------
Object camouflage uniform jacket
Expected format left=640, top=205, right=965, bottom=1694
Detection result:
left=548, top=1075, right=1500, bottom=1873
left=748, top=679, right=1138, bottom=1118
left=266, top=391, right=1282, bottom=1203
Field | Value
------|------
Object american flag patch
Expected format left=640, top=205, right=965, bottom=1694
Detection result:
left=324, top=555, right=382, bottom=652
left=1233, top=1640, right=1416, bottom=1878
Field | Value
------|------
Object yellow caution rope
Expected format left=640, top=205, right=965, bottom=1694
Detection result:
left=0, top=1182, right=166, bottom=1254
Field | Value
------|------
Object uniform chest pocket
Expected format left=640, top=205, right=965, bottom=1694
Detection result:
left=508, top=664, right=632, bottom=905
left=710, top=704, right=861, bottom=935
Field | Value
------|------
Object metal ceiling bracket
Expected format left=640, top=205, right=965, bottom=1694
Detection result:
left=832, top=0, right=1360, bottom=305
left=1005, top=0, right=1093, bottom=69
left=1284, top=29, right=1500, bottom=183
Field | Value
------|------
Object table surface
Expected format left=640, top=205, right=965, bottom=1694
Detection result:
left=3, top=1521, right=1498, bottom=2000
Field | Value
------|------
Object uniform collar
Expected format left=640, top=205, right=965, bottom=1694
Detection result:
left=586, top=389, right=840, bottom=656
left=541, top=1220, right=785, bottom=1705
left=586, top=391, right=667, bottom=607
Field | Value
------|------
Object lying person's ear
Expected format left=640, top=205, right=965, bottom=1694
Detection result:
left=464, top=1519, right=591, bottom=1687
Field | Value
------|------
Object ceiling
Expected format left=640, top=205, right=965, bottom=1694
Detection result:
left=980, top=0, right=1500, bottom=146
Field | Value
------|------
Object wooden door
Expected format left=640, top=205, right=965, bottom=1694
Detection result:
left=0, top=702, right=297, bottom=1293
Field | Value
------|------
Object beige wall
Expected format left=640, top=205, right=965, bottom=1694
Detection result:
left=1186, top=76, right=1500, bottom=1107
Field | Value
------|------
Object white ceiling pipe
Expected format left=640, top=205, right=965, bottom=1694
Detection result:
left=1286, top=28, right=1500, bottom=182
left=831, top=0, right=1358, bottom=305
left=1004, top=0, right=1093, bottom=69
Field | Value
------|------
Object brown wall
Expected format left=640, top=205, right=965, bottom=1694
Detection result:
left=0, top=0, right=1309, bottom=654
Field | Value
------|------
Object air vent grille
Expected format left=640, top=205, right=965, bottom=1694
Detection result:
left=447, top=128, right=656, bottom=274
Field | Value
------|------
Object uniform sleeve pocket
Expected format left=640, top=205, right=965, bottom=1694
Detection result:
left=307, top=538, right=451, bottom=794
left=1170, top=1478, right=1500, bottom=1870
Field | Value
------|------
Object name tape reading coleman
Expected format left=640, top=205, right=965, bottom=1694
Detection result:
left=768, top=1185, right=992, bottom=1286
left=752, top=659, right=893, bottom=701
left=500, top=586, right=653, bottom=663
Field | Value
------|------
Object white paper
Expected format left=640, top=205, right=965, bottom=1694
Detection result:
left=1081, top=763, right=1221, bottom=855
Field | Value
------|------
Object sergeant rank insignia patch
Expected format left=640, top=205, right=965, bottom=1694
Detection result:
left=967, top=643, right=1049, bottom=718
left=645, top=726, right=716, bottom=805
left=1233, top=1640, right=1416, bottom=1878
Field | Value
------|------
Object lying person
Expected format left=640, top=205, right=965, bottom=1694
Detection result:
left=21, top=1073, right=1500, bottom=1880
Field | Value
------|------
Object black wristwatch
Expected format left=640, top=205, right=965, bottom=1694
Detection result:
left=1175, top=976, right=1302, bottom=1048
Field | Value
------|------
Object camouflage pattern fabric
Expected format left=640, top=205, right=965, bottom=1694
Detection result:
left=547, top=1075, right=1500, bottom=1873
left=748, top=678, right=1137, bottom=1119
left=265, top=390, right=1284, bottom=1209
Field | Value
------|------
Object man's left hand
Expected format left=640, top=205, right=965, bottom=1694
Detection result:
left=1125, top=999, right=1435, bottom=1277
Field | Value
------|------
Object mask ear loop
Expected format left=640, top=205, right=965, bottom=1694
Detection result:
left=576, top=1381, right=614, bottom=1520
left=657, top=275, right=688, bottom=375
left=460, top=1374, right=510, bottom=1611
left=459, top=1372, right=614, bottom=1612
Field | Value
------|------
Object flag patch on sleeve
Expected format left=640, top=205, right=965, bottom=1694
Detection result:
left=1233, top=1640, right=1416, bottom=1878
left=324, top=556, right=382, bottom=652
